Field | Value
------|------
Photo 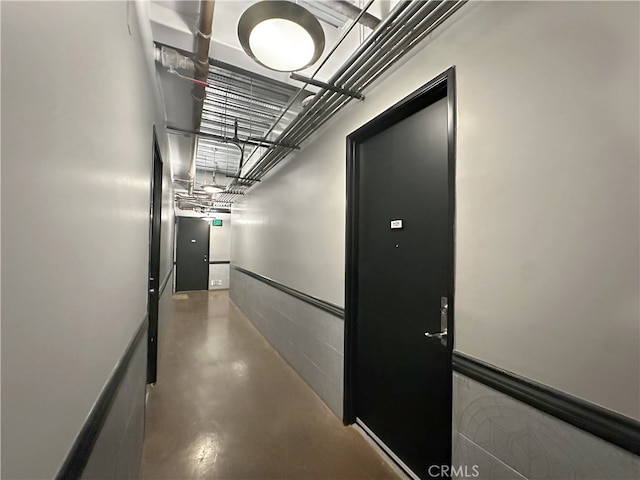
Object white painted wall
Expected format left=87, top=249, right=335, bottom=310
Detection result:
left=231, top=140, right=346, bottom=303
left=209, top=213, right=231, bottom=289
left=231, top=1, right=640, bottom=420
left=134, top=0, right=176, bottom=284
left=209, top=263, right=230, bottom=290
left=209, top=214, right=231, bottom=261
left=1, top=1, right=169, bottom=478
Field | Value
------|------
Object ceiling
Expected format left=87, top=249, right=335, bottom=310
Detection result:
left=148, top=0, right=461, bottom=213
left=194, top=60, right=309, bottom=178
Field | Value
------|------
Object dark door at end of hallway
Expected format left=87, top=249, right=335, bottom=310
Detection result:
left=176, top=217, right=210, bottom=292
left=346, top=70, right=455, bottom=480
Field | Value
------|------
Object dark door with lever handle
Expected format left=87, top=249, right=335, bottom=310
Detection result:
left=345, top=72, right=455, bottom=480
left=176, top=217, right=210, bottom=292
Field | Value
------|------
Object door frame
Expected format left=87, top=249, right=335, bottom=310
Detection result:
left=147, top=126, right=163, bottom=384
left=344, top=66, right=457, bottom=424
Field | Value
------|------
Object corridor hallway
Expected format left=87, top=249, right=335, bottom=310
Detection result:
left=141, top=290, right=399, bottom=479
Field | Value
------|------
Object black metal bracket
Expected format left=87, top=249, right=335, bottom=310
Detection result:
left=227, top=176, right=261, bottom=183
left=290, top=73, right=364, bottom=100
left=165, top=125, right=299, bottom=150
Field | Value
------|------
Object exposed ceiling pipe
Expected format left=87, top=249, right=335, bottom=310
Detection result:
left=327, top=1, right=380, bottom=29
left=238, top=0, right=466, bottom=181
left=155, top=46, right=195, bottom=70
left=232, top=0, right=377, bottom=182
left=176, top=198, right=232, bottom=212
left=189, top=0, right=216, bottom=195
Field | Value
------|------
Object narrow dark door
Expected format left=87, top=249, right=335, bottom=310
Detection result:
left=176, top=217, right=210, bottom=292
left=346, top=70, right=455, bottom=480
left=147, top=129, right=163, bottom=384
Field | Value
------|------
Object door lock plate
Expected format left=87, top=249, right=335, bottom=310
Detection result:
left=440, top=296, right=448, bottom=333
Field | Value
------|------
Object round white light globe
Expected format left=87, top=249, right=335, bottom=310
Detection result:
left=202, top=184, right=223, bottom=194
left=249, top=18, right=315, bottom=71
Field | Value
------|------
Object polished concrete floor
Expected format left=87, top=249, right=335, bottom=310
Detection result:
left=141, top=290, right=399, bottom=479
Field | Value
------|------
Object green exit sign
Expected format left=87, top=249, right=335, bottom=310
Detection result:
left=213, top=219, right=223, bottom=227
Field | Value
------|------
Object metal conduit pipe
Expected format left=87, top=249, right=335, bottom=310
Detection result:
left=168, top=126, right=297, bottom=150
left=198, top=118, right=277, bottom=136
left=345, top=1, right=457, bottom=90
left=286, top=1, right=429, bottom=129
left=244, top=50, right=379, bottom=174
left=193, top=0, right=215, bottom=125
left=250, top=93, right=346, bottom=176
left=234, top=0, right=382, bottom=178
left=260, top=2, right=458, bottom=171
left=327, top=1, right=380, bottom=29
left=177, top=192, right=240, bottom=201
left=217, top=193, right=242, bottom=202
left=248, top=93, right=345, bottom=174
left=188, top=0, right=215, bottom=195
left=362, top=1, right=465, bottom=89
left=242, top=0, right=466, bottom=182
left=339, top=1, right=436, bottom=88
left=281, top=2, right=456, bottom=149
left=259, top=4, right=420, bottom=152
left=288, top=1, right=418, bottom=118
left=298, top=2, right=465, bottom=143
left=240, top=1, right=413, bottom=178
left=289, top=1, right=415, bottom=125
left=245, top=98, right=353, bottom=175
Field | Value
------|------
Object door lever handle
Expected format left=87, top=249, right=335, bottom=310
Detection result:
left=424, top=329, right=447, bottom=339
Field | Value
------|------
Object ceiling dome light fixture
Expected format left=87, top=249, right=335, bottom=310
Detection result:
left=201, top=165, right=224, bottom=195
left=201, top=184, right=224, bottom=194
left=238, top=1, right=325, bottom=72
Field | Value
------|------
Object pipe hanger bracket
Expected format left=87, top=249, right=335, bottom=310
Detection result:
left=290, top=73, right=365, bottom=100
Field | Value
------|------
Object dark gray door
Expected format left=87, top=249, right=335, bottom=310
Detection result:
left=346, top=71, right=455, bottom=480
left=176, top=217, right=209, bottom=292
left=147, top=129, right=163, bottom=383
